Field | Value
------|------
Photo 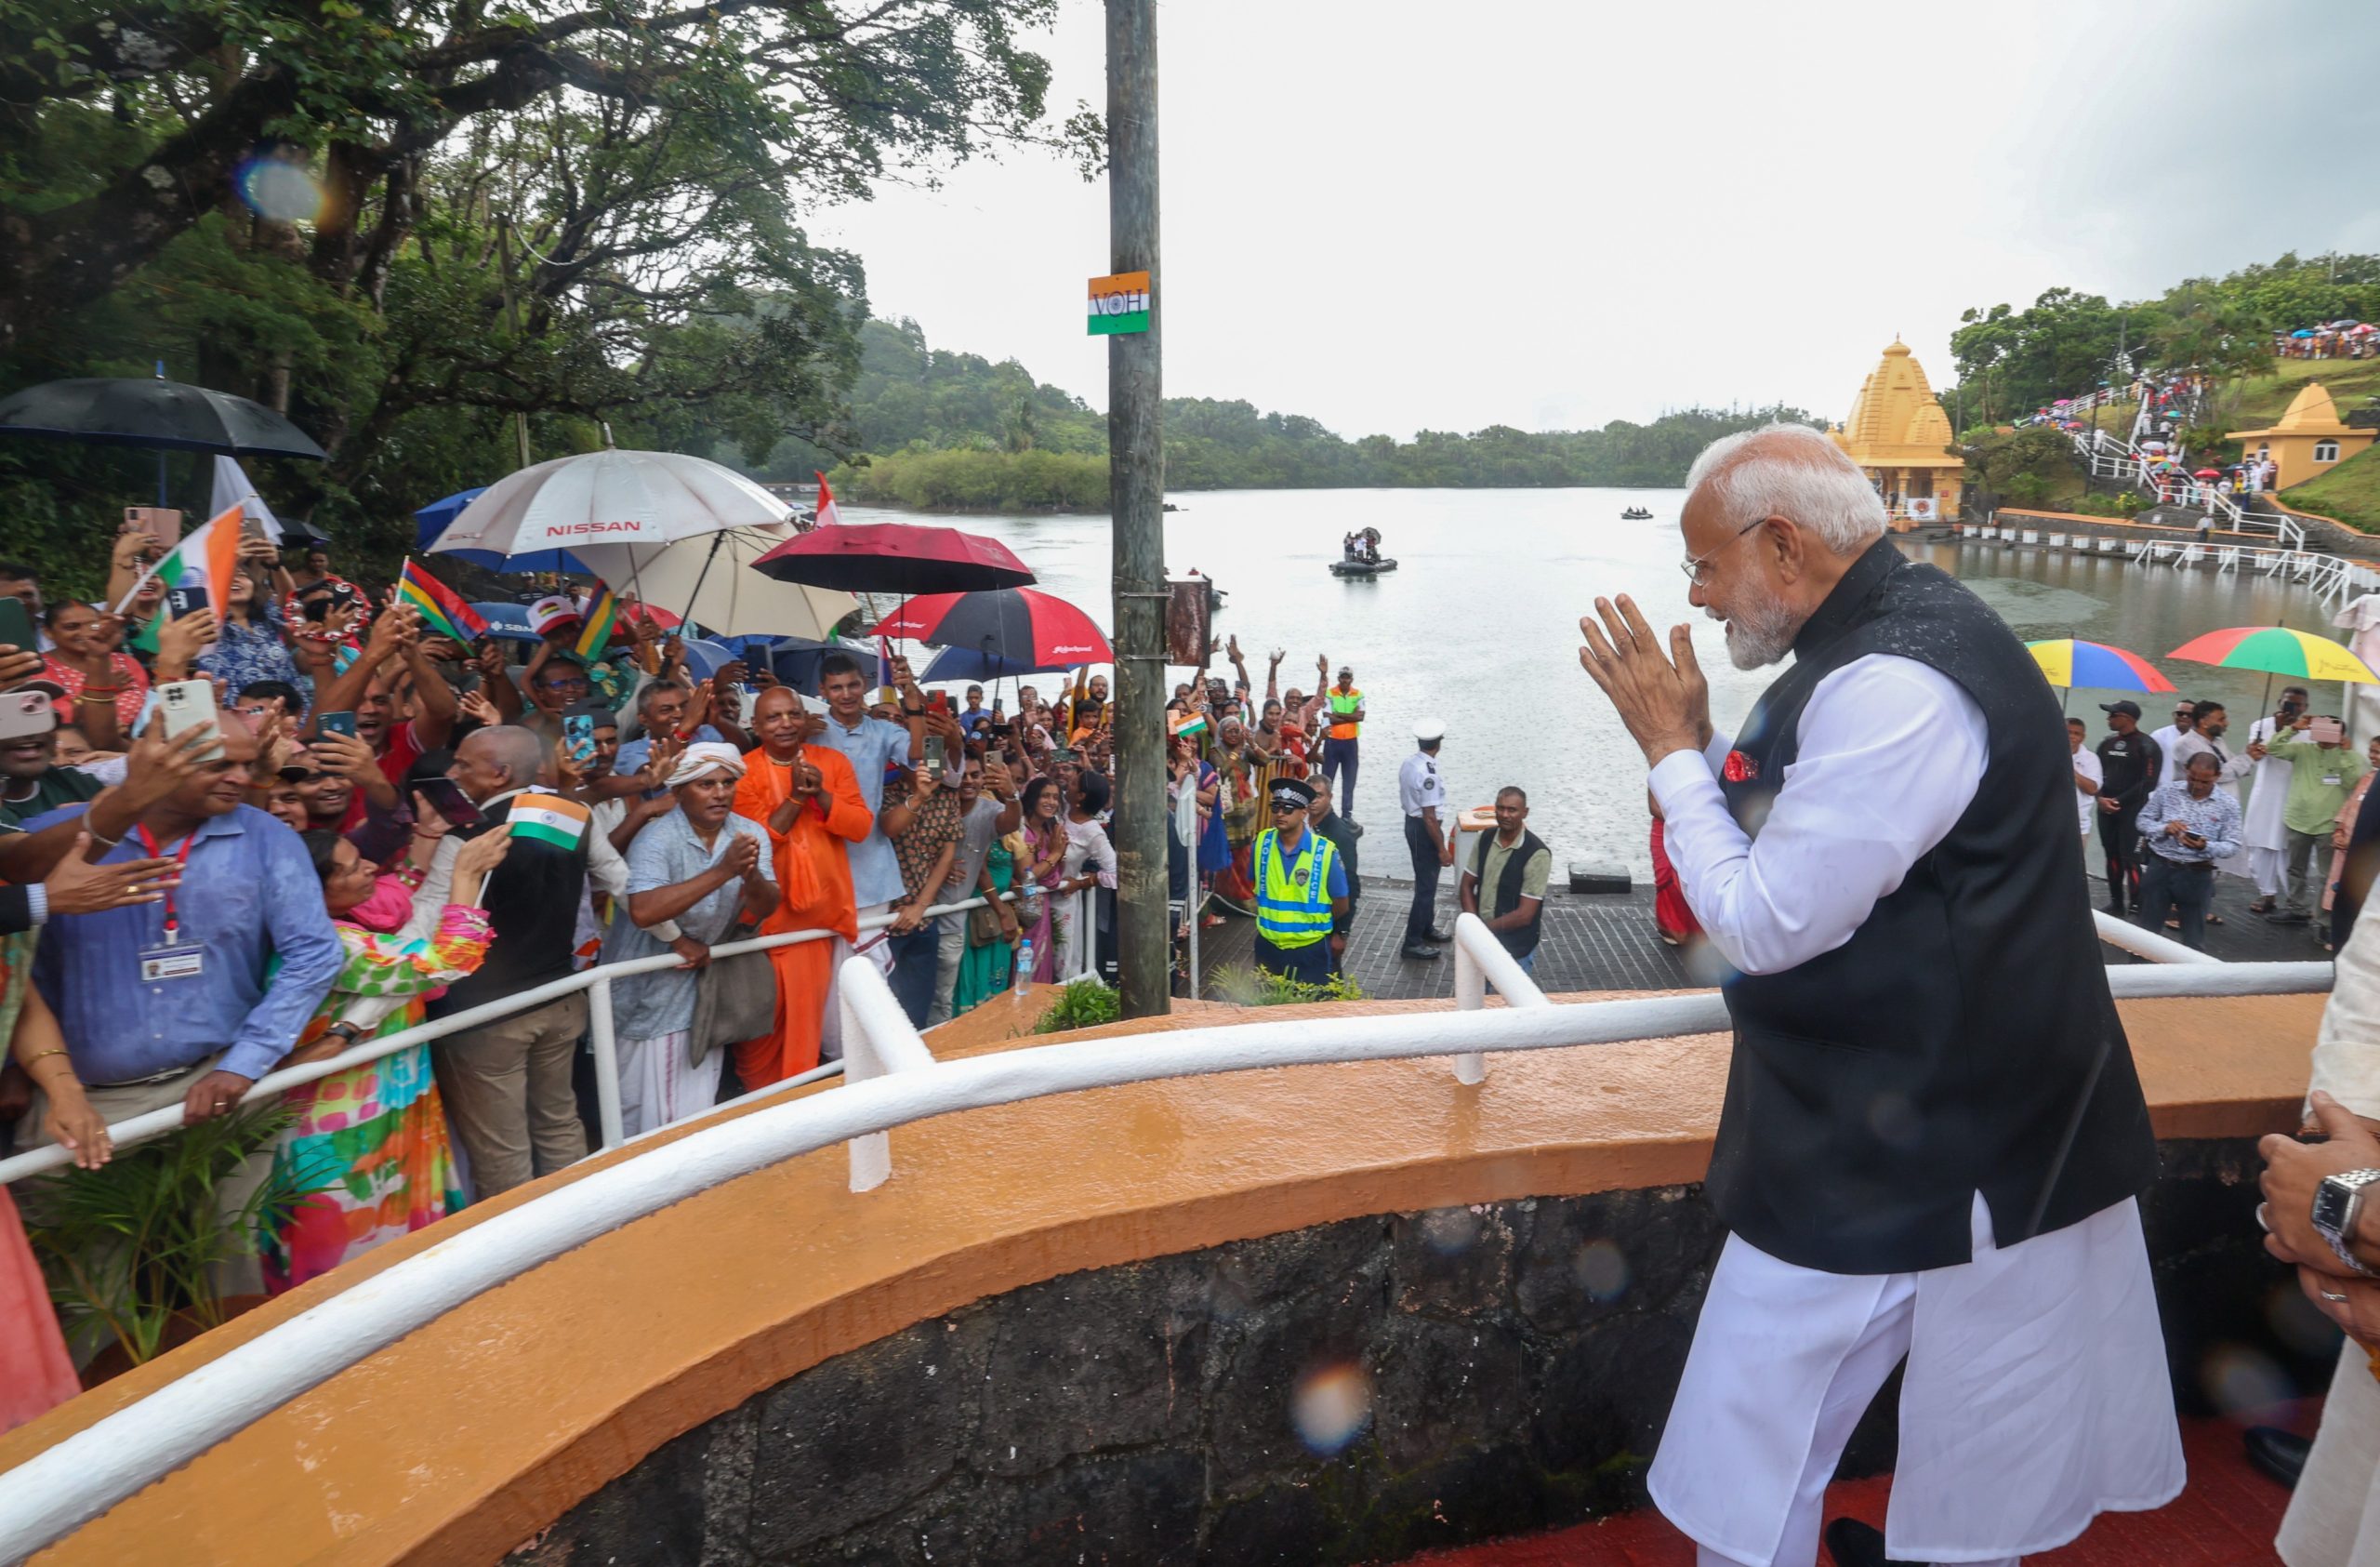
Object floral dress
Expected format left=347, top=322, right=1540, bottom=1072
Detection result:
left=258, top=906, right=492, bottom=1295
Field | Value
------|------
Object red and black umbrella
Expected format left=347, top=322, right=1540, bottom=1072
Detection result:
left=748, top=520, right=1033, bottom=596
left=876, top=588, right=1112, bottom=676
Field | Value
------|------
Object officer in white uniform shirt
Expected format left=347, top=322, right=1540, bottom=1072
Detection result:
left=1397, top=718, right=1453, bottom=960
left=1578, top=425, right=2176, bottom=1567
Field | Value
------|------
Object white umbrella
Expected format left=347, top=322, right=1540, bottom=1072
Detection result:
left=575, top=525, right=857, bottom=642
left=430, top=448, right=791, bottom=560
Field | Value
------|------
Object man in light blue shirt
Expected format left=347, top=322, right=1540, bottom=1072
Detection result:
left=811, top=651, right=924, bottom=916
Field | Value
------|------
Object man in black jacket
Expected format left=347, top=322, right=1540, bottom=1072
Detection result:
left=1457, top=786, right=1550, bottom=972
left=1577, top=424, right=2175, bottom=1567
left=2095, top=700, right=2163, bottom=916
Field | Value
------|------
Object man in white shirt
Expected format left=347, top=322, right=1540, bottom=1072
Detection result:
left=2148, top=697, right=2196, bottom=789
left=2243, top=687, right=2310, bottom=911
left=1396, top=719, right=1453, bottom=959
left=2067, top=717, right=2104, bottom=841
left=1576, top=425, right=2177, bottom=1567
left=2165, top=699, right=2254, bottom=805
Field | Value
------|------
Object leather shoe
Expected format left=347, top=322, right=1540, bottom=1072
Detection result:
left=1821, top=1518, right=1917, bottom=1567
left=2245, top=1425, right=2310, bottom=1488
left=1399, top=943, right=1442, bottom=961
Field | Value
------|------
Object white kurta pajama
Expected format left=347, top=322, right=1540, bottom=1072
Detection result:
left=2243, top=718, right=2304, bottom=897
left=1646, top=656, right=2183, bottom=1567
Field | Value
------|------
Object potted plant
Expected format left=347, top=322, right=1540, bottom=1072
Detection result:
left=17, top=1103, right=323, bottom=1373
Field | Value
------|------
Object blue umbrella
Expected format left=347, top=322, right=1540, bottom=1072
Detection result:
left=2292, top=328, right=2318, bottom=339
left=416, top=488, right=593, bottom=574
left=761, top=636, right=843, bottom=697
left=469, top=602, right=543, bottom=643
left=677, top=637, right=743, bottom=681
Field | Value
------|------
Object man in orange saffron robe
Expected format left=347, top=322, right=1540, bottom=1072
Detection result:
left=732, top=688, right=869, bottom=1084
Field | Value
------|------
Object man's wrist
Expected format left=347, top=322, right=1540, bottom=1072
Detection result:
left=1641, top=731, right=1703, bottom=769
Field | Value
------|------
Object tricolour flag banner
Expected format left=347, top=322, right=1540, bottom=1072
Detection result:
left=575, top=580, right=619, bottom=660
left=507, top=793, right=591, bottom=851
left=814, top=471, right=843, bottom=529
left=396, top=558, right=489, bottom=644
left=123, top=505, right=242, bottom=653
left=1087, top=271, right=1151, bottom=336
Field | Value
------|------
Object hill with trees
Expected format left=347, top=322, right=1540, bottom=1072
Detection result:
left=771, top=319, right=1820, bottom=511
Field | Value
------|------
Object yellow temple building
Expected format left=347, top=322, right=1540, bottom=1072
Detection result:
left=1828, top=339, right=1965, bottom=529
left=2227, top=381, right=2375, bottom=491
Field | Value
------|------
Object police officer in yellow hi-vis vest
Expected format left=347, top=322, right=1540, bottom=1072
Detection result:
left=1251, top=777, right=1351, bottom=988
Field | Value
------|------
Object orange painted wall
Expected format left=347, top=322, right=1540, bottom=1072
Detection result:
left=2, top=989, right=2320, bottom=1566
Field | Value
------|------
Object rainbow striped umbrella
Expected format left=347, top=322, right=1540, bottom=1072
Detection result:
left=2167, top=627, right=2379, bottom=684
left=2026, top=639, right=2175, bottom=693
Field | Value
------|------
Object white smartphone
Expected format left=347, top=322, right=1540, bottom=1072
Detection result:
left=157, top=679, right=223, bottom=760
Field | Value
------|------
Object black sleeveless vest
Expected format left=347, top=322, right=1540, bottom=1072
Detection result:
left=1469, top=828, right=1548, bottom=959
left=429, top=792, right=594, bottom=1017
left=1707, top=538, right=2157, bottom=1274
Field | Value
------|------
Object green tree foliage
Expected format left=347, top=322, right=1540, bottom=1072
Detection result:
left=0, top=0, right=1090, bottom=594
left=817, top=322, right=1823, bottom=509
left=1950, top=253, right=2380, bottom=427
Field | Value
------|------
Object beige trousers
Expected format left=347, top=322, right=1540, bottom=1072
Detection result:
left=2280, top=1337, right=2380, bottom=1567
left=431, top=992, right=588, bottom=1200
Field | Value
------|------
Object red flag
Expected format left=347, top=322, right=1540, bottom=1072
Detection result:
left=814, top=471, right=843, bottom=529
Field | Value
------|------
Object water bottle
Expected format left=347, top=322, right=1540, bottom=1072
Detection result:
left=1012, top=937, right=1035, bottom=1001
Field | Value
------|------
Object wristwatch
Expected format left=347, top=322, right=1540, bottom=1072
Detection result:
left=2311, top=1168, right=2380, bottom=1277
left=324, top=1022, right=366, bottom=1050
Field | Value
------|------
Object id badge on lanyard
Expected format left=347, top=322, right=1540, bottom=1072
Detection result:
left=135, top=826, right=205, bottom=982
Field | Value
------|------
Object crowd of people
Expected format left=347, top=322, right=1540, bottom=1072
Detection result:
left=2082, top=690, right=2375, bottom=950
left=0, top=527, right=1238, bottom=1414
left=0, top=524, right=1574, bottom=1418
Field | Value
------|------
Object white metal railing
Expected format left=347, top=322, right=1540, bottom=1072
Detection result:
left=0, top=929, right=2336, bottom=1559
left=0, top=889, right=1025, bottom=1188
left=1450, top=910, right=1549, bottom=1083
left=0, top=903, right=2336, bottom=1557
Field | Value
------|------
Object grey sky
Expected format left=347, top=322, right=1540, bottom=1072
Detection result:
left=817, top=0, right=2380, bottom=439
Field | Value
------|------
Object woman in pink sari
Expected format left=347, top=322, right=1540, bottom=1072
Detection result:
left=2, top=934, right=101, bottom=1427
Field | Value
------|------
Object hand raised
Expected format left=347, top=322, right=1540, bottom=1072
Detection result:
left=45, top=833, right=178, bottom=915
left=1576, top=596, right=1711, bottom=765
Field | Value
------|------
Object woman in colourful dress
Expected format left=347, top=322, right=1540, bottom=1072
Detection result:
left=1017, top=777, right=1067, bottom=983
left=951, top=832, right=1019, bottom=1016
left=258, top=829, right=509, bottom=1294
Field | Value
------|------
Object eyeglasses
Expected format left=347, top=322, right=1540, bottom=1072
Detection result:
left=1268, top=802, right=1303, bottom=814
left=537, top=676, right=591, bottom=694
left=1678, top=516, right=1771, bottom=584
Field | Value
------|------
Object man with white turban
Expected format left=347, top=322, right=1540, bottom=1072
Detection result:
left=600, top=741, right=778, bottom=1134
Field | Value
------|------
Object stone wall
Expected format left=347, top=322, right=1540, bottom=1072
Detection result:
left=511, top=1138, right=2315, bottom=1567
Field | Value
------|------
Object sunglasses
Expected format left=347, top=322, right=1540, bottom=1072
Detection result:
left=1268, top=802, right=1303, bottom=814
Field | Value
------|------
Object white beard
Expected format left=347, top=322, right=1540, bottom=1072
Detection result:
left=1712, top=593, right=1800, bottom=671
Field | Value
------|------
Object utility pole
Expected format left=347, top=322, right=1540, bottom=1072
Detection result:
left=1107, top=0, right=1168, bottom=1018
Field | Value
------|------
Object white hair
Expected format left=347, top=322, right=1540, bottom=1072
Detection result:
left=1683, top=423, right=1888, bottom=555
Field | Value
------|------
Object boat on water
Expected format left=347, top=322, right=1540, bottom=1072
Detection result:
left=1620, top=507, right=1652, bottom=520
left=1332, top=525, right=1395, bottom=577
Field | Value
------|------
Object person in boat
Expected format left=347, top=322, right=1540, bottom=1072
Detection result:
left=1577, top=423, right=2175, bottom=1567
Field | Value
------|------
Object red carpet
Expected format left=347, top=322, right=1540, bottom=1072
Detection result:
left=1390, top=1411, right=2311, bottom=1566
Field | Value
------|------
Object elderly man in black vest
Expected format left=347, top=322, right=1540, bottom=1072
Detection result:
left=1576, top=425, right=2176, bottom=1567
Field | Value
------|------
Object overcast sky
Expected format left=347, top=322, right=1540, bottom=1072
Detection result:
left=814, top=0, right=2380, bottom=440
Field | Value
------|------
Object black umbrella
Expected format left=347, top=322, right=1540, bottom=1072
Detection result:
left=0, top=377, right=326, bottom=459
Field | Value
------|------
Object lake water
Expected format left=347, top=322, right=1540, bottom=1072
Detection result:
left=843, top=488, right=2352, bottom=878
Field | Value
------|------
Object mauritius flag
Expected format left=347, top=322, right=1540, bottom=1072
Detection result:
left=122, top=505, right=242, bottom=653
left=507, top=793, right=590, bottom=851
left=575, top=580, right=619, bottom=659
left=396, top=559, right=489, bottom=644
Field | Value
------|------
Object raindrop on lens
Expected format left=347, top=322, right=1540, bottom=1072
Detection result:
left=235, top=154, right=324, bottom=223
left=2199, top=1343, right=2291, bottom=1416
left=1420, top=1207, right=1479, bottom=1255
left=1291, top=1362, right=1372, bottom=1454
left=1573, top=1240, right=1630, bottom=1302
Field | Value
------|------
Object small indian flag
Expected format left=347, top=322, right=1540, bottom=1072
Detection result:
left=123, top=504, right=242, bottom=653
left=508, top=793, right=590, bottom=851
left=813, top=471, right=843, bottom=529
